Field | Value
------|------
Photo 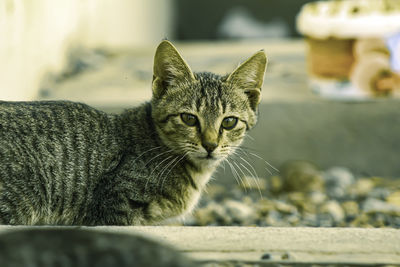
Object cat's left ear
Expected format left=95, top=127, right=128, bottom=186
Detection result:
left=226, top=51, right=267, bottom=111
left=152, top=40, right=195, bottom=98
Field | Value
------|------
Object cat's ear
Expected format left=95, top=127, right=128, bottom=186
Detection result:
left=227, top=50, right=267, bottom=111
left=152, top=40, right=195, bottom=98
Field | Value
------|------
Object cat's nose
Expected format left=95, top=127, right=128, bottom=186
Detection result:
left=202, top=141, right=218, bottom=153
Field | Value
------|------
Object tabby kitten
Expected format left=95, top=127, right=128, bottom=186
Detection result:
left=0, top=40, right=267, bottom=225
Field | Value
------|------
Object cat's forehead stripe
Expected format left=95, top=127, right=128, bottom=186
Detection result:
left=195, top=72, right=226, bottom=114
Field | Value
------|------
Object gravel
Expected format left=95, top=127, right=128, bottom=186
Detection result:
left=182, top=161, right=400, bottom=228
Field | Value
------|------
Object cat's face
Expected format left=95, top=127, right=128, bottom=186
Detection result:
left=151, top=41, right=267, bottom=168
left=152, top=73, right=253, bottom=166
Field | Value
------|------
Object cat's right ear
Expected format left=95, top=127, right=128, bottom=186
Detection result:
left=152, top=40, right=195, bottom=98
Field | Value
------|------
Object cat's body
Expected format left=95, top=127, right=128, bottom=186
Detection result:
left=0, top=41, right=267, bottom=225
left=0, top=101, right=202, bottom=225
left=0, top=100, right=120, bottom=224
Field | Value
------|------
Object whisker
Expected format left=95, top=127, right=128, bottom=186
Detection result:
left=155, top=156, right=179, bottom=191
left=228, top=145, right=262, bottom=153
left=224, top=159, right=238, bottom=185
left=239, top=149, right=272, bottom=176
left=234, top=146, right=278, bottom=175
left=233, top=150, right=259, bottom=177
left=232, top=161, right=248, bottom=192
left=226, top=159, right=243, bottom=188
left=248, top=152, right=279, bottom=172
left=145, top=155, right=175, bottom=190
left=152, top=155, right=174, bottom=177
left=131, top=146, right=163, bottom=164
left=176, top=143, right=198, bottom=154
left=230, top=151, right=255, bottom=191
left=144, top=149, right=173, bottom=167
left=157, top=156, right=180, bottom=186
left=239, top=162, right=263, bottom=199
left=246, top=134, right=255, bottom=141
left=230, top=148, right=267, bottom=199
left=159, top=152, right=189, bottom=194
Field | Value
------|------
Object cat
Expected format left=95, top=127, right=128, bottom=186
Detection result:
left=0, top=40, right=267, bottom=225
left=0, top=228, right=199, bottom=267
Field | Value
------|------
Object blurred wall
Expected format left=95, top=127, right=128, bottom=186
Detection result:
left=175, top=0, right=314, bottom=40
left=0, top=0, right=173, bottom=101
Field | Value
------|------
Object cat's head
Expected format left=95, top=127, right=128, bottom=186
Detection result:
left=151, top=40, right=267, bottom=168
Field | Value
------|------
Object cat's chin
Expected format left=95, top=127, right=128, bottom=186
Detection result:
left=189, top=154, right=223, bottom=169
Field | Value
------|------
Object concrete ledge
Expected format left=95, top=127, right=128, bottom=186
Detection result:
left=0, top=226, right=399, bottom=265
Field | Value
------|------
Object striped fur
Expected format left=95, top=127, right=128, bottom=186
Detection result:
left=0, top=41, right=267, bottom=225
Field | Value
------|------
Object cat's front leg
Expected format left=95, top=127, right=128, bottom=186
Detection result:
left=84, top=202, right=148, bottom=226
left=84, top=184, right=149, bottom=225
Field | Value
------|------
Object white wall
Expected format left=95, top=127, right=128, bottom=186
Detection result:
left=0, top=0, right=173, bottom=101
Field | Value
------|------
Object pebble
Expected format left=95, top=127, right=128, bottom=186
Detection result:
left=348, top=178, right=375, bottom=198
left=239, top=176, right=267, bottom=191
left=350, top=213, right=372, bottom=228
left=286, top=213, right=301, bottom=225
left=194, top=201, right=231, bottom=226
left=302, top=213, right=318, bottom=226
left=287, top=192, right=307, bottom=205
left=280, top=160, right=324, bottom=192
left=320, top=200, right=345, bottom=224
left=309, top=191, right=327, bottom=205
left=288, top=192, right=316, bottom=213
left=255, top=199, right=274, bottom=216
left=363, top=198, right=400, bottom=214
left=318, top=213, right=334, bottom=227
left=265, top=210, right=282, bottom=226
left=268, top=175, right=283, bottom=193
left=204, top=184, right=227, bottom=201
left=386, top=191, right=400, bottom=207
left=187, top=166, right=400, bottom=228
left=274, top=200, right=297, bottom=214
left=267, top=214, right=293, bottom=227
left=260, top=253, right=271, bottom=260
left=323, top=167, right=355, bottom=198
left=224, top=200, right=255, bottom=223
left=368, top=187, right=391, bottom=200
left=341, top=201, right=359, bottom=218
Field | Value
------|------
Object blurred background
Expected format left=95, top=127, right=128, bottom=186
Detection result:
left=0, top=0, right=311, bottom=101
left=1, top=0, right=400, bottom=227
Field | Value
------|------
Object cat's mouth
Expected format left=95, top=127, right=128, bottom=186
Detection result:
left=190, top=153, right=224, bottom=168
left=196, top=155, right=214, bottom=160
left=197, top=153, right=220, bottom=161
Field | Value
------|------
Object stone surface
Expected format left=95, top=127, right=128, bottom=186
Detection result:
left=0, top=226, right=399, bottom=265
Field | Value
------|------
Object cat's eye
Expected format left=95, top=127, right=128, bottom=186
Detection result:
left=180, top=113, right=198, bottom=127
left=221, top=117, right=238, bottom=130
